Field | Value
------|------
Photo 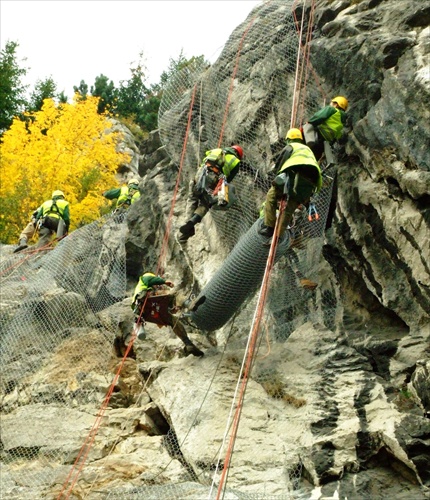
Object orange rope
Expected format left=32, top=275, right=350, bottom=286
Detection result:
left=217, top=14, right=257, bottom=147
left=56, top=323, right=139, bottom=499
left=216, top=200, right=285, bottom=499
left=291, top=0, right=325, bottom=125
left=157, top=83, right=198, bottom=276
left=57, top=291, right=150, bottom=499
left=216, top=2, right=323, bottom=494
left=0, top=235, right=67, bottom=277
left=58, top=86, right=199, bottom=498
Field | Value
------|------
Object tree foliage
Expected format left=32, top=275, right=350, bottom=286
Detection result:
left=0, top=96, right=130, bottom=243
left=28, top=77, right=57, bottom=112
left=0, top=41, right=29, bottom=134
left=73, top=80, right=89, bottom=99
left=115, top=53, right=150, bottom=122
left=159, top=50, right=208, bottom=90
left=91, top=74, right=116, bottom=114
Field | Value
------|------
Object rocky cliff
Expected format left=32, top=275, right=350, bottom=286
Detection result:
left=1, top=0, right=429, bottom=499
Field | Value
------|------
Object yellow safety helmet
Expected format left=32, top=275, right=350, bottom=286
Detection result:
left=285, top=128, right=303, bottom=141
left=332, top=96, right=348, bottom=111
left=52, top=190, right=65, bottom=199
left=128, top=178, right=139, bottom=187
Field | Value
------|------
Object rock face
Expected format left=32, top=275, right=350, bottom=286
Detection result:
left=1, top=1, right=429, bottom=499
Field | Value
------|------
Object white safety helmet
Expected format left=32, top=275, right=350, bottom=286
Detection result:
left=52, top=190, right=65, bottom=199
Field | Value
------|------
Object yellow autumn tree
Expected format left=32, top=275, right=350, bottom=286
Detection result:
left=0, top=95, right=130, bottom=243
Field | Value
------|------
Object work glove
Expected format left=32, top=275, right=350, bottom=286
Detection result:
left=164, top=281, right=174, bottom=288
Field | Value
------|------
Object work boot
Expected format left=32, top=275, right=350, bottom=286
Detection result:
left=136, top=324, right=146, bottom=340
left=183, top=341, right=204, bottom=357
left=179, top=214, right=202, bottom=242
left=259, top=224, right=274, bottom=238
left=13, top=237, right=28, bottom=253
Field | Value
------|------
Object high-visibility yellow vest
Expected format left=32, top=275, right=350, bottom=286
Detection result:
left=318, top=109, right=343, bottom=141
left=279, top=143, right=322, bottom=192
left=40, top=199, right=69, bottom=219
left=117, top=186, right=140, bottom=207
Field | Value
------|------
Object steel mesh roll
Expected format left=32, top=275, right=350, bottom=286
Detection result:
left=190, top=218, right=290, bottom=331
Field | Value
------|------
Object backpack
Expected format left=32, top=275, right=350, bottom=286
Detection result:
left=303, top=123, right=319, bottom=149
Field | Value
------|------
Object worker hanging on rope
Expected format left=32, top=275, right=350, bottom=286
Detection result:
left=131, top=272, right=204, bottom=357
left=259, top=128, right=322, bottom=239
left=103, top=178, right=141, bottom=217
left=23, top=190, right=70, bottom=250
left=302, top=96, right=348, bottom=165
left=178, top=144, right=243, bottom=243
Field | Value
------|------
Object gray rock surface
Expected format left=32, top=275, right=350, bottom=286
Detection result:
left=0, top=0, right=429, bottom=499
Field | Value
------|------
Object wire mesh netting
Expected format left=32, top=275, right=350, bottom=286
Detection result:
left=1, top=1, right=341, bottom=498
left=155, top=0, right=338, bottom=497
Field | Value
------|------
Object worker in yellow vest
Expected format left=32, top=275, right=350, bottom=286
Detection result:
left=259, top=128, right=322, bottom=239
left=131, top=272, right=204, bottom=357
left=103, top=178, right=141, bottom=212
left=178, top=145, right=243, bottom=243
left=304, top=96, right=348, bottom=160
left=33, top=190, right=70, bottom=249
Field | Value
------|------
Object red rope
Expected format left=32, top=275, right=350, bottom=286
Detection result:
left=57, top=86, right=199, bottom=499
left=157, top=83, right=198, bottom=276
left=217, top=2, right=324, bottom=494
left=0, top=235, right=67, bottom=277
left=291, top=0, right=325, bottom=125
left=56, top=326, right=139, bottom=499
left=216, top=201, right=285, bottom=499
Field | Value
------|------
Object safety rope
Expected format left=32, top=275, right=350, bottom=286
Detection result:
left=217, top=13, right=257, bottom=148
left=212, top=1, right=321, bottom=495
left=56, top=321, right=139, bottom=499
left=291, top=0, right=325, bottom=126
left=57, top=85, right=200, bottom=499
left=0, top=234, right=67, bottom=278
left=211, top=201, right=285, bottom=500
left=157, top=83, right=199, bottom=276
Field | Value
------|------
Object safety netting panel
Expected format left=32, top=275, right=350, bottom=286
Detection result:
left=0, top=0, right=341, bottom=499
left=0, top=213, right=128, bottom=498
left=156, top=0, right=339, bottom=498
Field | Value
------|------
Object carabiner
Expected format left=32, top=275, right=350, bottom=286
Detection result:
left=308, top=202, right=319, bottom=221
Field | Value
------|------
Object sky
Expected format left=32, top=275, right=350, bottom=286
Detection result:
left=1, top=0, right=262, bottom=99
